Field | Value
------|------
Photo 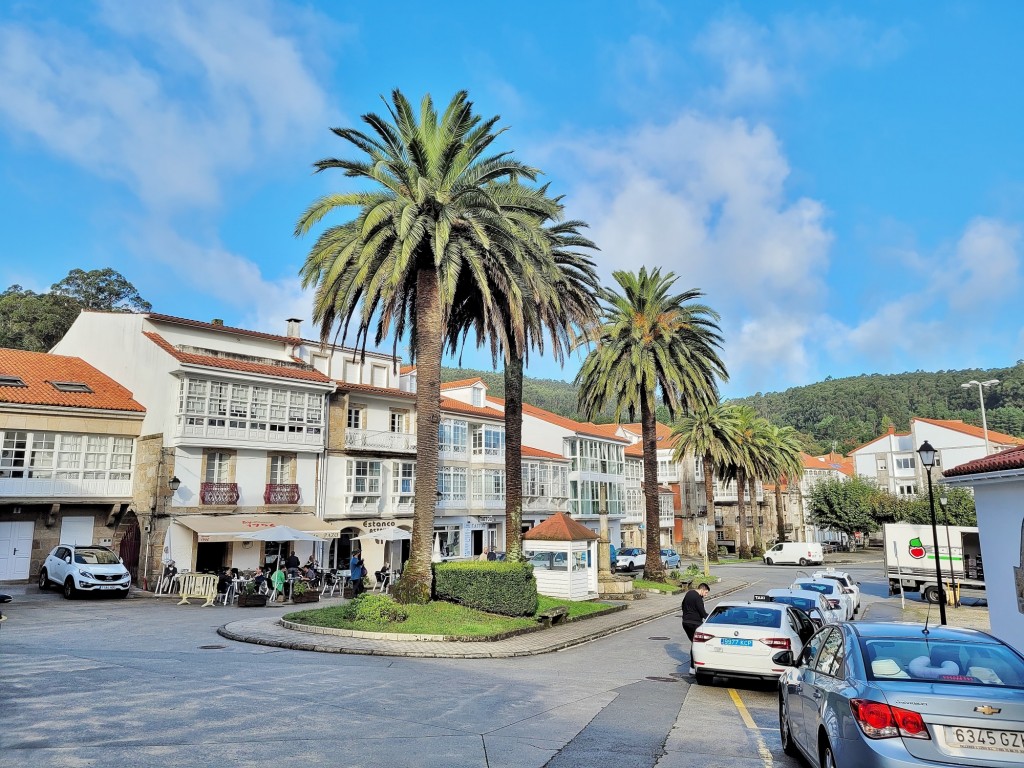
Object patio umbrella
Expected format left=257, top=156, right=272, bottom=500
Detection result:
left=432, top=532, right=443, bottom=563
left=356, top=528, right=412, bottom=572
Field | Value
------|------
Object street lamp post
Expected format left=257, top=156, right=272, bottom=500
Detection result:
left=939, top=491, right=958, bottom=608
left=916, top=440, right=946, bottom=625
left=961, top=379, right=1000, bottom=455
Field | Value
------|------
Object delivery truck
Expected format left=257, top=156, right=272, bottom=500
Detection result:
left=883, top=523, right=986, bottom=603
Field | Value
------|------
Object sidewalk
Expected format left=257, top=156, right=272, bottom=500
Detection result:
left=218, top=576, right=749, bottom=658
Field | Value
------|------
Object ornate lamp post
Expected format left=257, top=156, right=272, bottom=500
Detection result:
left=916, top=440, right=946, bottom=625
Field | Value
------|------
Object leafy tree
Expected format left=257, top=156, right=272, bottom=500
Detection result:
left=808, top=475, right=880, bottom=542
left=902, top=485, right=977, bottom=526
left=576, top=267, right=726, bottom=581
left=1, top=268, right=150, bottom=352
left=296, top=91, right=550, bottom=603
left=51, top=268, right=152, bottom=312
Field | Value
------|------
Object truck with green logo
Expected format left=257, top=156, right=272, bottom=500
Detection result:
left=883, top=523, right=986, bottom=603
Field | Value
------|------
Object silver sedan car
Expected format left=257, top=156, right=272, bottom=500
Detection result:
left=778, top=622, right=1024, bottom=767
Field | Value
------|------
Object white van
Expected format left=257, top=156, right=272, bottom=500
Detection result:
left=763, top=542, right=824, bottom=566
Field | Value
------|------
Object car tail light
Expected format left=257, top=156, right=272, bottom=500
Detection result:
left=850, top=699, right=930, bottom=740
left=827, top=599, right=841, bottom=609
left=692, top=631, right=714, bottom=643
left=759, top=637, right=791, bottom=650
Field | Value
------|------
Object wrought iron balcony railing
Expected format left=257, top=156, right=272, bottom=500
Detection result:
left=264, top=483, right=300, bottom=505
left=200, top=482, right=239, bottom=505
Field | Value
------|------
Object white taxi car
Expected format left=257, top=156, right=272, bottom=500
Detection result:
left=812, top=569, right=861, bottom=613
left=39, top=544, right=131, bottom=599
left=765, top=588, right=840, bottom=627
left=792, top=578, right=855, bottom=620
left=691, top=597, right=817, bottom=685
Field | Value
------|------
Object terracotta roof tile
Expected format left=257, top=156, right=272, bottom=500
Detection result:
left=400, top=365, right=416, bottom=374
left=522, top=445, right=568, bottom=461
left=145, top=312, right=296, bottom=343
left=493, top=397, right=629, bottom=442
left=523, top=512, right=599, bottom=541
left=336, top=381, right=416, bottom=400
left=0, top=348, right=145, bottom=412
left=441, top=377, right=484, bottom=390
left=144, top=333, right=332, bottom=383
left=625, top=443, right=644, bottom=458
left=944, top=445, right=1024, bottom=477
left=439, top=397, right=504, bottom=420
left=622, top=422, right=680, bottom=448
left=913, top=417, right=1024, bottom=446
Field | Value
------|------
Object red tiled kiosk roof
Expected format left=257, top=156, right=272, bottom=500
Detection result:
left=144, top=332, right=332, bottom=383
left=943, top=445, right=1024, bottom=478
left=523, top=512, right=599, bottom=541
left=0, top=348, right=145, bottom=412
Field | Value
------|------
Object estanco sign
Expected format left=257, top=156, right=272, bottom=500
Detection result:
left=363, top=520, right=397, bottom=532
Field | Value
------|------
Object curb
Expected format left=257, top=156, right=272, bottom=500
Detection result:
left=216, top=580, right=750, bottom=658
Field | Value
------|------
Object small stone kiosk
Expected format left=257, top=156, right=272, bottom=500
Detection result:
left=523, top=512, right=599, bottom=601
left=943, top=445, right=1024, bottom=656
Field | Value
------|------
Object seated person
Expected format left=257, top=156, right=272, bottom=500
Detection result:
left=302, top=565, right=318, bottom=586
left=252, top=566, right=267, bottom=590
left=216, top=569, right=233, bottom=595
left=159, top=560, right=178, bottom=592
left=375, top=563, right=391, bottom=584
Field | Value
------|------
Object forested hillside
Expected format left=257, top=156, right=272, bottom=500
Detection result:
left=443, top=362, right=1024, bottom=455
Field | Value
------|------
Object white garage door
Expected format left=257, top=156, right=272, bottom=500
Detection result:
left=59, top=516, right=95, bottom=546
left=0, top=520, right=34, bottom=581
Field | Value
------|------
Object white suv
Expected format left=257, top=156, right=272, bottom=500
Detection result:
left=39, top=544, right=131, bottom=599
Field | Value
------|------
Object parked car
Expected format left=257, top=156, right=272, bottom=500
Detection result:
left=763, top=541, right=824, bottom=566
left=39, top=544, right=131, bottom=599
left=812, top=569, right=861, bottom=613
left=660, top=548, right=681, bottom=568
left=615, top=548, right=646, bottom=571
left=764, top=588, right=838, bottom=627
left=792, top=578, right=856, bottom=621
left=779, top=621, right=1024, bottom=768
left=691, top=597, right=818, bottom=685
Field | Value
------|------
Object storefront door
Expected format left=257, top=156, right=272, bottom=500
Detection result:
left=195, top=542, right=227, bottom=573
left=0, top=520, right=33, bottom=581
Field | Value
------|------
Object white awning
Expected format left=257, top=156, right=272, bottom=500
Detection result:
left=173, top=513, right=340, bottom=542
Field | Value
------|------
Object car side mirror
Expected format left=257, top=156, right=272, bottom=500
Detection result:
left=65, top=556, right=72, bottom=564
left=772, top=650, right=796, bottom=667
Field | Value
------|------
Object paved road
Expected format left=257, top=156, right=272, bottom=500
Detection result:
left=1, top=558, right=904, bottom=768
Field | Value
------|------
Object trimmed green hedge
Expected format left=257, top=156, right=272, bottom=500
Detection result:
left=433, top=561, right=538, bottom=617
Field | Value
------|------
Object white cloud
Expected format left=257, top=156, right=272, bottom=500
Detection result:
left=944, top=217, right=1021, bottom=313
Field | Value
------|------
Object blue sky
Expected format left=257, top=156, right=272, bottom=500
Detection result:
left=1, top=1, right=1022, bottom=398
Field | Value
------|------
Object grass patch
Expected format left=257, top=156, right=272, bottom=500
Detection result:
left=285, top=595, right=619, bottom=637
left=632, top=579, right=682, bottom=593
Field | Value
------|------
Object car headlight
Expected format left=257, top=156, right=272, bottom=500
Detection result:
left=80, top=571, right=96, bottom=580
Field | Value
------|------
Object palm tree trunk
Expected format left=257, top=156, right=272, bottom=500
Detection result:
left=775, top=483, right=785, bottom=542
left=704, top=452, right=717, bottom=562
left=641, top=390, right=665, bottom=581
left=400, top=265, right=442, bottom=603
left=736, top=468, right=748, bottom=558
left=748, top=477, right=760, bottom=552
left=504, top=352, right=524, bottom=561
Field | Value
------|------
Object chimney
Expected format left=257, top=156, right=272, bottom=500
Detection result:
left=211, top=318, right=224, bottom=326
left=887, top=425, right=895, bottom=435
left=286, top=318, right=303, bottom=339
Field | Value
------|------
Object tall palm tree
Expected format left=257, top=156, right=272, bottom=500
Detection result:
left=576, top=268, right=726, bottom=581
left=766, top=425, right=804, bottom=542
left=722, top=405, right=759, bottom=559
left=295, top=91, right=554, bottom=603
left=448, top=203, right=600, bottom=561
left=670, top=402, right=741, bottom=558
left=744, top=416, right=776, bottom=553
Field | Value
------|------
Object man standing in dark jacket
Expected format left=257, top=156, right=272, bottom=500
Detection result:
left=681, top=583, right=711, bottom=675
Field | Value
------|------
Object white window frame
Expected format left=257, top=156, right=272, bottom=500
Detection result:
left=391, top=461, right=415, bottom=495
left=346, top=459, right=381, bottom=495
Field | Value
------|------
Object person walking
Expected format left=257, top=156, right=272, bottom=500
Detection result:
left=349, top=550, right=366, bottom=597
left=681, top=582, right=711, bottom=675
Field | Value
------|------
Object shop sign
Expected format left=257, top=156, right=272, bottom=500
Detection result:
left=363, top=520, right=397, bottom=531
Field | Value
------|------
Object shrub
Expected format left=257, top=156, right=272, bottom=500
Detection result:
left=751, top=542, right=765, bottom=558
left=434, top=561, right=538, bottom=617
left=353, top=594, right=408, bottom=625
left=738, top=543, right=752, bottom=560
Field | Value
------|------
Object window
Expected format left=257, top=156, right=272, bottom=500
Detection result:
left=205, top=452, right=231, bottom=483
left=56, top=434, right=82, bottom=478
left=897, top=483, right=917, bottom=497
left=570, top=479, right=624, bottom=515
left=347, top=407, right=363, bottom=430
left=29, top=432, right=55, bottom=478
left=346, top=460, right=381, bottom=494
left=814, top=627, right=846, bottom=678
left=876, top=459, right=887, bottom=471
left=109, top=437, right=133, bottom=479
left=433, top=525, right=462, bottom=558
left=471, top=387, right=483, bottom=407
left=0, top=431, right=27, bottom=478
left=658, top=459, right=673, bottom=477
left=0, top=375, right=27, bottom=387
left=269, top=455, right=293, bottom=485
left=392, top=461, right=414, bottom=494
left=894, top=457, right=916, bottom=470
left=437, top=466, right=467, bottom=502
left=177, top=377, right=324, bottom=440
left=389, top=410, right=406, bottom=434
left=49, top=381, right=93, bottom=393
left=522, top=463, right=538, bottom=496
left=439, top=419, right=468, bottom=454
left=471, top=469, right=505, bottom=503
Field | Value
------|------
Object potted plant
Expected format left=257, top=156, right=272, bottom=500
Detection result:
left=291, top=580, right=319, bottom=604
left=237, top=580, right=268, bottom=608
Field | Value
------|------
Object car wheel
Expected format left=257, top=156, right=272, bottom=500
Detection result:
left=38, top=569, right=49, bottom=590
left=765, top=557, right=774, bottom=566
left=779, top=696, right=799, bottom=757
left=116, top=589, right=130, bottom=599
left=695, top=670, right=712, bottom=686
left=820, top=738, right=836, bottom=768
left=63, top=578, right=77, bottom=600
left=799, top=558, right=809, bottom=566
left=628, top=561, right=635, bottom=571
left=924, top=586, right=942, bottom=604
